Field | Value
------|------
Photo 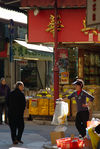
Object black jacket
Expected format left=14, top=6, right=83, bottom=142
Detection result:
left=95, top=124, right=100, bottom=134
left=7, top=88, right=26, bottom=116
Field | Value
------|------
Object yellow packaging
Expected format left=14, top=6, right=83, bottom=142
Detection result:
left=38, top=107, right=48, bottom=115
left=48, top=99, right=54, bottom=115
left=38, top=98, right=48, bottom=106
left=29, top=99, right=38, bottom=115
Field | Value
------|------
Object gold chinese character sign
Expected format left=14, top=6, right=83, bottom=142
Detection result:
left=46, top=14, right=64, bottom=36
left=81, top=18, right=97, bottom=35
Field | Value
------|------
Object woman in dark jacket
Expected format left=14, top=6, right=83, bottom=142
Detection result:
left=7, top=81, right=26, bottom=145
left=0, top=78, right=10, bottom=124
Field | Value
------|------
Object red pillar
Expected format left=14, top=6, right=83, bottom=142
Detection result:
left=54, top=0, right=59, bottom=108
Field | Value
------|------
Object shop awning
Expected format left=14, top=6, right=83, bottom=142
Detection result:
left=21, top=0, right=86, bottom=8
left=15, top=40, right=53, bottom=53
left=13, top=40, right=53, bottom=61
left=0, top=6, right=27, bottom=24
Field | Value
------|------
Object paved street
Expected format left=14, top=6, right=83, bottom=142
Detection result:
left=0, top=120, right=78, bottom=149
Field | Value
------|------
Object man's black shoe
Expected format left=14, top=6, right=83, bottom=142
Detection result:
left=18, top=140, right=23, bottom=144
left=13, top=140, right=18, bottom=145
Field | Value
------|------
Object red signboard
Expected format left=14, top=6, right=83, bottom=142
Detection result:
left=28, top=8, right=99, bottom=43
left=0, top=43, right=8, bottom=58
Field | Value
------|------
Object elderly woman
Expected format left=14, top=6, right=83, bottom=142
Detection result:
left=0, top=78, right=10, bottom=124
left=7, top=81, right=26, bottom=145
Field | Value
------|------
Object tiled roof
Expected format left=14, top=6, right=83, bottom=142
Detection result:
left=21, top=0, right=86, bottom=8
left=59, top=0, right=86, bottom=8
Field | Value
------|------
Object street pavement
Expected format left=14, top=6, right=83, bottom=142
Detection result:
left=0, top=120, right=78, bottom=149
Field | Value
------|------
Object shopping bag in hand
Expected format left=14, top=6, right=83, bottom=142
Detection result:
left=51, top=101, right=68, bottom=125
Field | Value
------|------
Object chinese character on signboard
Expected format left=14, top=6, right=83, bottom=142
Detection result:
left=87, top=0, right=100, bottom=27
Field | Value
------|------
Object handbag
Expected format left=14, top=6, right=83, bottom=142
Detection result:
left=0, top=96, right=5, bottom=104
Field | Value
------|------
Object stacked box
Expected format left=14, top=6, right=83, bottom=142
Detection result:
left=38, top=98, right=48, bottom=115
left=48, top=98, right=54, bottom=116
left=93, top=87, right=100, bottom=111
left=72, top=99, right=77, bottom=117
left=29, top=99, right=38, bottom=115
left=50, top=131, right=65, bottom=145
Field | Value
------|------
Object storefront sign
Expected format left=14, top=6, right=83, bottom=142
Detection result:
left=89, top=33, right=93, bottom=42
left=28, top=8, right=100, bottom=43
left=61, top=72, right=69, bottom=84
left=87, top=0, right=100, bottom=26
left=12, top=43, right=53, bottom=61
left=17, top=60, right=28, bottom=66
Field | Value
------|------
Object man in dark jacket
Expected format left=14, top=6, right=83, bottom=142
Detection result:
left=0, top=78, right=10, bottom=124
left=7, top=81, right=26, bottom=145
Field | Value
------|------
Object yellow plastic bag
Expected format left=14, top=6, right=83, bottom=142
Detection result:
left=88, top=128, right=100, bottom=149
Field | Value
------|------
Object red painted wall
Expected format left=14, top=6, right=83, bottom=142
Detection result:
left=28, top=8, right=98, bottom=43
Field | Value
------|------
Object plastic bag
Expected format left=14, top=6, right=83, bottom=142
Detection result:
left=51, top=100, right=68, bottom=125
left=87, top=118, right=100, bottom=128
left=54, top=125, right=67, bottom=132
left=88, top=128, right=100, bottom=149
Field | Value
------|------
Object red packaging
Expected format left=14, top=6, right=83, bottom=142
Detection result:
left=57, top=137, right=84, bottom=149
left=56, top=137, right=70, bottom=148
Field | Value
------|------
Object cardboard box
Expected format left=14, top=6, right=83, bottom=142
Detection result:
left=50, top=131, right=65, bottom=145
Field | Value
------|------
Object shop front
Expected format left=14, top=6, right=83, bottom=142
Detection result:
left=21, top=1, right=100, bottom=118
left=26, top=7, right=100, bottom=85
left=12, top=40, right=53, bottom=91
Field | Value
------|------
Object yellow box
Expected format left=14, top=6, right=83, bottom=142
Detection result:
left=48, top=99, right=54, bottom=115
left=29, top=107, right=38, bottom=115
left=38, top=107, right=48, bottom=115
left=38, top=98, right=48, bottom=106
left=49, top=106, right=54, bottom=115
left=29, top=99, right=38, bottom=115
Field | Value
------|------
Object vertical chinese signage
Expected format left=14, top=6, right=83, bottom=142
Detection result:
left=87, top=0, right=100, bottom=26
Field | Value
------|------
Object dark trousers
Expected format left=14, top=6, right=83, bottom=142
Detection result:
left=8, top=115, right=24, bottom=142
left=75, top=110, right=89, bottom=137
